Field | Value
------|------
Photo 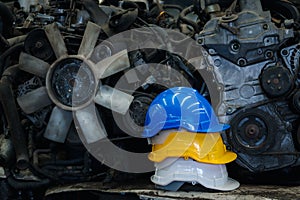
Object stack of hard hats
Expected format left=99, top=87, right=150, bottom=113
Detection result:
left=143, top=87, right=240, bottom=191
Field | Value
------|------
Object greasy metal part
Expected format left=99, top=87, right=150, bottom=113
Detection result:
left=230, top=109, right=274, bottom=154
left=0, top=134, right=14, bottom=166
left=16, top=87, right=52, bottom=114
left=196, top=0, right=299, bottom=172
left=259, top=65, right=293, bottom=98
left=13, top=168, right=41, bottom=181
left=0, top=166, right=6, bottom=178
left=0, top=66, right=29, bottom=169
left=239, top=0, right=263, bottom=12
left=33, top=149, right=51, bottom=167
left=24, top=29, right=55, bottom=61
left=44, top=106, right=73, bottom=143
left=197, top=0, right=294, bottom=66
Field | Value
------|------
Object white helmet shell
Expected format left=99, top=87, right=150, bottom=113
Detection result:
left=151, top=158, right=240, bottom=191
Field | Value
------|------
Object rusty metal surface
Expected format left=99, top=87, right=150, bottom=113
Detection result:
left=46, top=181, right=300, bottom=200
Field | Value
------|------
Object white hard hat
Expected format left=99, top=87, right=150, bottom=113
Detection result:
left=151, top=158, right=240, bottom=191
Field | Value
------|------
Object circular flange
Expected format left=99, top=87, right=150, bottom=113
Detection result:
left=230, top=108, right=274, bottom=154
left=24, top=28, right=55, bottom=61
left=291, top=90, right=300, bottom=113
left=260, top=66, right=293, bottom=98
left=119, top=94, right=154, bottom=137
left=46, top=55, right=97, bottom=110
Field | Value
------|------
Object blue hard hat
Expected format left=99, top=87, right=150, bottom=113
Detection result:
left=142, top=87, right=230, bottom=138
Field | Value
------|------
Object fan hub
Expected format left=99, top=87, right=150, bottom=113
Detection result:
left=46, top=56, right=97, bottom=110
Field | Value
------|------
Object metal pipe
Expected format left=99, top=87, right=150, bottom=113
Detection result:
left=0, top=66, right=29, bottom=169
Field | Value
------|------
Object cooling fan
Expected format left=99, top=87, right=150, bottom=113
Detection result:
left=16, top=22, right=134, bottom=144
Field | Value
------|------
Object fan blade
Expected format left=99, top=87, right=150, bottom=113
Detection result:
left=94, top=50, right=130, bottom=79
left=44, top=23, right=68, bottom=58
left=44, top=106, right=72, bottom=143
left=19, top=52, right=50, bottom=78
left=74, top=104, right=107, bottom=144
left=78, top=22, right=101, bottom=57
left=94, top=85, right=133, bottom=115
left=17, top=87, right=52, bottom=114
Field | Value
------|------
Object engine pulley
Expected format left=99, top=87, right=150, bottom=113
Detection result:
left=291, top=90, right=300, bottom=113
left=24, top=28, right=55, bottom=62
left=230, top=109, right=274, bottom=154
left=260, top=65, right=293, bottom=98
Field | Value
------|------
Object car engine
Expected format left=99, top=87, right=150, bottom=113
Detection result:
left=0, top=0, right=300, bottom=199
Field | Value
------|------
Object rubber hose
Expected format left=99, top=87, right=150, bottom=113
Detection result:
left=40, top=158, right=84, bottom=167
left=83, top=0, right=109, bottom=26
left=0, top=2, right=15, bottom=38
left=0, top=66, right=29, bottom=170
left=0, top=43, right=24, bottom=76
left=179, top=5, right=200, bottom=33
left=7, top=176, right=50, bottom=190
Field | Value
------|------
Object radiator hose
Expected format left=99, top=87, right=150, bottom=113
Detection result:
left=0, top=66, right=29, bottom=170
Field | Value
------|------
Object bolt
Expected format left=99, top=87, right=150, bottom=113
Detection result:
left=231, top=42, right=240, bottom=51
left=227, top=107, right=233, bottom=114
left=197, top=38, right=203, bottom=44
left=35, top=41, right=43, bottom=48
left=273, top=78, right=280, bottom=84
left=278, top=86, right=282, bottom=90
left=278, top=74, right=281, bottom=78
left=267, top=80, right=271, bottom=84
left=238, top=58, right=246, bottom=66
left=282, top=49, right=288, bottom=56
left=263, top=24, right=269, bottom=30
left=257, top=49, right=263, bottom=55
left=214, top=59, right=222, bottom=67
left=266, top=51, right=273, bottom=58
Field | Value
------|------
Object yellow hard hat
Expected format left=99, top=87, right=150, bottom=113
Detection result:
left=148, top=131, right=237, bottom=164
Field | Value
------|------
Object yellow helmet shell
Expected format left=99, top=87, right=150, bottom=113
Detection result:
left=148, top=131, right=237, bottom=164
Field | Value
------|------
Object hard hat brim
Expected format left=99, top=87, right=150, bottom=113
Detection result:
left=207, top=177, right=240, bottom=191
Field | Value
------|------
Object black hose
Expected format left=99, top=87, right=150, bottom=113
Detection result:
left=163, top=4, right=183, bottom=11
left=179, top=5, right=200, bottom=33
left=40, top=158, right=84, bottom=167
left=0, top=43, right=24, bottom=76
left=30, top=163, right=59, bottom=181
left=82, top=0, right=109, bottom=26
left=122, top=1, right=139, bottom=9
left=0, top=66, right=29, bottom=170
left=7, top=176, right=50, bottom=190
left=0, top=2, right=15, bottom=38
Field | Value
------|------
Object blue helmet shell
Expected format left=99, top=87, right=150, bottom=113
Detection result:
left=142, top=87, right=230, bottom=138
